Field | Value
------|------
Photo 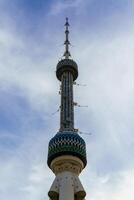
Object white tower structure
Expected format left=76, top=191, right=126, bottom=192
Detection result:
left=47, top=18, right=87, bottom=200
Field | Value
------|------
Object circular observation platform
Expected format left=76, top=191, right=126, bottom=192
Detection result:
left=56, top=59, right=78, bottom=81
left=47, top=131, right=87, bottom=168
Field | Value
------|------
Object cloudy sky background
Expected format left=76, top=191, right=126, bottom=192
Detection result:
left=0, top=0, right=134, bottom=199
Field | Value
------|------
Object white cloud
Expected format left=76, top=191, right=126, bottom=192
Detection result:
left=84, top=170, right=134, bottom=200
left=74, top=32, right=134, bottom=174
left=0, top=129, right=53, bottom=200
left=0, top=23, right=59, bottom=112
left=49, top=0, right=85, bottom=15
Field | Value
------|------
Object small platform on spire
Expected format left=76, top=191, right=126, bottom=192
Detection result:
left=65, top=17, right=70, bottom=27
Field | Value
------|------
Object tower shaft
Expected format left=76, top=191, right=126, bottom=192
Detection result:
left=60, top=71, right=74, bottom=131
left=47, top=18, right=87, bottom=200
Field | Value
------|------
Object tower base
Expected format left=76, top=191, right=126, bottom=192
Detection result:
left=48, top=155, right=86, bottom=200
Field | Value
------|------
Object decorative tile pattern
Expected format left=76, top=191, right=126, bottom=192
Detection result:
left=47, top=131, right=87, bottom=167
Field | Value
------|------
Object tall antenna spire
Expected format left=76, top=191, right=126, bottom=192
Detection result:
left=63, top=17, right=71, bottom=59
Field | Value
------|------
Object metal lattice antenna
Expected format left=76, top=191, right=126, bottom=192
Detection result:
left=63, top=17, right=71, bottom=59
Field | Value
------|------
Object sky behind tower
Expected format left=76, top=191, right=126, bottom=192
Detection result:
left=0, top=0, right=134, bottom=200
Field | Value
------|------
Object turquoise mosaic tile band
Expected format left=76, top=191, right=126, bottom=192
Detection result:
left=47, top=131, right=87, bottom=167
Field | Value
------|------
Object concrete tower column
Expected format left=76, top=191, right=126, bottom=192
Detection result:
left=59, top=172, right=74, bottom=200
left=48, top=156, right=86, bottom=200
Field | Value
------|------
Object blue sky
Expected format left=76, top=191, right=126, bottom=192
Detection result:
left=0, top=0, right=134, bottom=200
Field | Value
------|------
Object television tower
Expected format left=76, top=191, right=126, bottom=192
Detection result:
left=47, top=18, right=87, bottom=200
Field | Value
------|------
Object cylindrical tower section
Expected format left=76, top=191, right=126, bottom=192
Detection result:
left=56, top=58, right=78, bottom=131
left=60, top=71, right=74, bottom=131
left=59, top=172, right=74, bottom=200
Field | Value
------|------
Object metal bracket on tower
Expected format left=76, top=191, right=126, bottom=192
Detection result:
left=74, top=82, right=87, bottom=86
left=73, top=102, right=88, bottom=107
